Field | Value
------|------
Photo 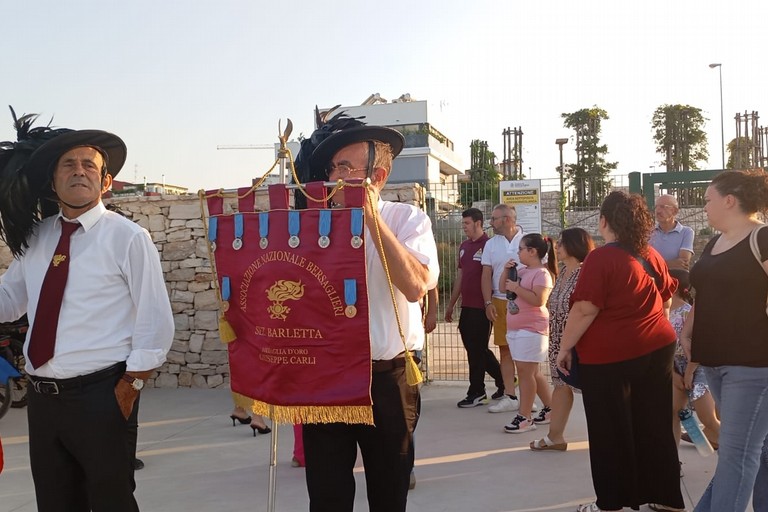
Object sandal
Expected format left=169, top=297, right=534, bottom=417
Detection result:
left=530, top=435, right=567, bottom=451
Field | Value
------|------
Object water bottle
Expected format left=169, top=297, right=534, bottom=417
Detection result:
left=506, top=265, right=519, bottom=314
left=506, top=265, right=518, bottom=301
left=678, top=408, right=714, bottom=457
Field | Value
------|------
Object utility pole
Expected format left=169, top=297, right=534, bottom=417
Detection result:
left=709, top=63, right=725, bottom=169
left=556, top=138, right=569, bottom=229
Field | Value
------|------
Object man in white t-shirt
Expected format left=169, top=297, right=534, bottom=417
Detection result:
left=480, top=203, right=530, bottom=413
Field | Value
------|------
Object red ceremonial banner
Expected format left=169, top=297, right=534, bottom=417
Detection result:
left=204, top=188, right=373, bottom=425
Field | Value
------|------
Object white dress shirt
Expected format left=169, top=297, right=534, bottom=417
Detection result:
left=365, top=201, right=439, bottom=360
left=0, top=202, right=174, bottom=378
left=480, top=228, right=524, bottom=299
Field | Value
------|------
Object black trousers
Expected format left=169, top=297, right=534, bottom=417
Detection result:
left=127, top=393, right=141, bottom=486
left=459, top=307, right=503, bottom=396
left=580, top=343, right=684, bottom=511
left=303, top=364, right=420, bottom=512
left=27, top=364, right=140, bottom=512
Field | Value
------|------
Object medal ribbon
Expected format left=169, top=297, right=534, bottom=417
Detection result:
left=259, top=212, right=269, bottom=238
left=319, top=210, right=331, bottom=239
left=350, top=208, right=363, bottom=238
left=288, top=211, right=300, bottom=238
left=208, top=217, right=218, bottom=245
left=221, top=276, right=231, bottom=301
left=234, top=213, right=244, bottom=241
left=344, top=279, right=357, bottom=308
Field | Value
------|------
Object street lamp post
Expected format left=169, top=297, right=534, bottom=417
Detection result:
left=709, top=63, right=725, bottom=169
left=556, top=138, right=569, bottom=229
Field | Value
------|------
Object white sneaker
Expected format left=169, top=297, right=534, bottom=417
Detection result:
left=488, top=395, right=520, bottom=413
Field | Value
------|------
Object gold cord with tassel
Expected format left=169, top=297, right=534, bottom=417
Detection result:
left=218, top=315, right=237, bottom=343
left=365, top=185, right=423, bottom=386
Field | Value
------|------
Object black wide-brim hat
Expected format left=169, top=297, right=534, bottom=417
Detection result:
left=309, top=125, right=404, bottom=172
left=0, top=110, right=128, bottom=258
left=24, top=129, right=127, bottom=192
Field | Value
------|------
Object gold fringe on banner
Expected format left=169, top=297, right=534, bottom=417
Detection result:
left=251, top=400, right=374, bottom=426
left=231, top=391, right=254, bottom=410
left=218, top=313, right=237, bottom=343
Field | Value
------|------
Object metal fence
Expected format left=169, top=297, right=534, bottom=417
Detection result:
left=420, top=174, right=715, bottom=383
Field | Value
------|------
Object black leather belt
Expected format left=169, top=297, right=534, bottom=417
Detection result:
left=372, top=352, right=420, bottom=373
left=28, top=362, right=126, bottom=395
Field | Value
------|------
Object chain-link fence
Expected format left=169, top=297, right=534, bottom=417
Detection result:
left=421, top=174, right=715, bottom=383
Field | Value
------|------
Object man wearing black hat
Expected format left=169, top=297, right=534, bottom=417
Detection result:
left=0, top=111, right=174, bottom=511
left=301, top=123, right=439, bottom=512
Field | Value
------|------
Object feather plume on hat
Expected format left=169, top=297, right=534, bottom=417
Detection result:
left=292, top=105, right=365, bottom=209
left=0, top=107, right=126, bottom=258
left=0, top=107, right=71, bottom=257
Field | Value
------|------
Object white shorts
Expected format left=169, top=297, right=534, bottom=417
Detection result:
left=505, top=329, right=548, bottom=363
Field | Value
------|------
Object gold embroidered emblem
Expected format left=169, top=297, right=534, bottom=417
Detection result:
left=52, top=254, right=67, bottom=267
left=266, top=280, right=304, bottom=321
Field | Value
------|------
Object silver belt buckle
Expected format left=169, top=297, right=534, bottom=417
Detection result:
left=33, top=379, right=60, bottom=395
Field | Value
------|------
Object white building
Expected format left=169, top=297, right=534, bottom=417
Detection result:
left=322, top=98, right=463, bottom=187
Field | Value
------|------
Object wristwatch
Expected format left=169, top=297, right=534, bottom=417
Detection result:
left=484, top=301, right=493, bottom=308
left=121, top=374, right=145, bottom=391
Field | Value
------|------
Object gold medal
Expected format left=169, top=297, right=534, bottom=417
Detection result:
left=344, top=305, right=357, bottom=318
left=221, top=300, right=230, bottom=312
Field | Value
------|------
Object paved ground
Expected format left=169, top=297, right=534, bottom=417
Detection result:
left=1, top=382, right=733, bottom=512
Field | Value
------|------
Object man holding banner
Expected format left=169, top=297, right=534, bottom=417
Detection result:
left=303, top=124, right=439, bottom=512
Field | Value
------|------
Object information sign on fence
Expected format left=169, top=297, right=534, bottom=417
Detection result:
left=499, top=179, right=542, bottom=234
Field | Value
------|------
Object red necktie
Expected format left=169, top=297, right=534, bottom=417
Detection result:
left=28, top=219, right=80, bottom=369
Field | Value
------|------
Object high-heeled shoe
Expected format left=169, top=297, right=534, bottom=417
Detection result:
left=251, top=422, right=272, bottom=436
left=230, top=414, right=251, bottom=426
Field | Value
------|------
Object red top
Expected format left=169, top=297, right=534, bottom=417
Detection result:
left=458, top=234, right=489, bottom=309
left=570, top=245, right=677, bottom=364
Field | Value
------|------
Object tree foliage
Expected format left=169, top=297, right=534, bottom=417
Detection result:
left=651, top=104, right=708, bottom=171
left=561, top=106, right=617, bottom=207
left=459, top=139, right=500, bottom=208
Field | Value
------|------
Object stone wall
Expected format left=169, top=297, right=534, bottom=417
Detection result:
left=0, top=184, right=425, bottom=388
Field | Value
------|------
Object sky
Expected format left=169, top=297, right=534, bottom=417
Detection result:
left=2, top=1, right=767, bottom=192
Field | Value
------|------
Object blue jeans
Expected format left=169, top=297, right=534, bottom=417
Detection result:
left=694, top=365, right=768, bottom=512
